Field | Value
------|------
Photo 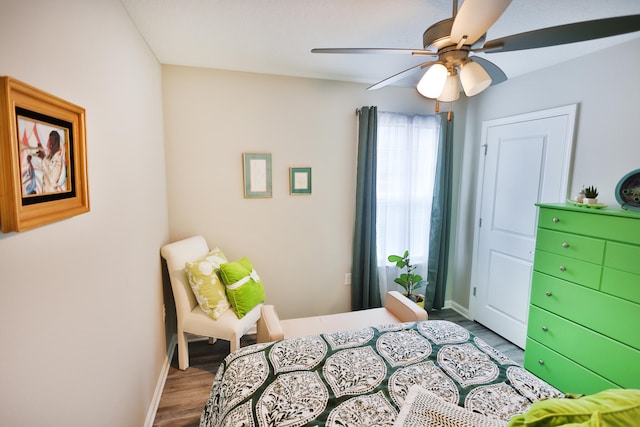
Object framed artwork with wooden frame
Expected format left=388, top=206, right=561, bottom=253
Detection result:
left=0, top=77, right=89, bottom=232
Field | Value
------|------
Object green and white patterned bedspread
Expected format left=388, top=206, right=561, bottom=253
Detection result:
left=200, top=320, right=562, bottom=426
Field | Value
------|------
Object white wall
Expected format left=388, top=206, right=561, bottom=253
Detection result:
left=451, top=37, right=640, bottom=310
left=0, top=1, right=169, bottom=425
left=162, top=65, right=466, bottom=318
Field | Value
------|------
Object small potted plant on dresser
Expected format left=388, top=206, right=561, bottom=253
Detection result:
left=387, top=250, right=427, bottom=308
left=583, top=185, right=599, bottom=204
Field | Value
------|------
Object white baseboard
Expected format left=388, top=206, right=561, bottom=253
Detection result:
left=144, top=334, right=177, bottom=427
left=448, top=300, right=470, bottom=319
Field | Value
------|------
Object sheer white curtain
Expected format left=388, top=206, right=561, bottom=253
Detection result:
left=376, top=112, right=441, bottom=301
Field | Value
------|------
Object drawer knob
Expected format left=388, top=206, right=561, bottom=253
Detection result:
left=559, top=265, right=566, bottom=271
left=542, top=326, right=548, bottom=332
left=562, top=242, right=569, bottom=248
left=538, top=359, right=545, bottom=366
left=545, top=291, right=552, bottom=297
left=552, top=217, right=560, bottom=223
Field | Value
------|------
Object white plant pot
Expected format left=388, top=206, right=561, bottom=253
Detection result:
left=584, top=198, right=598, bottom=204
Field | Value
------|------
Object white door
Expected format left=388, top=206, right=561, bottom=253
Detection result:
left=470, top=105, right=576, bottom=348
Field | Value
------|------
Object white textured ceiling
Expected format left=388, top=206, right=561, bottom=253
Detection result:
left=120, top=0, right=640, bottom=89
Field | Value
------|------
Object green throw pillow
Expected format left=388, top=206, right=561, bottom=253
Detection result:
left=184, top=248, right=230, bottom=320
left=218, top=256, right=265, bottom=318
left=507, top=389, right=640, bottom=427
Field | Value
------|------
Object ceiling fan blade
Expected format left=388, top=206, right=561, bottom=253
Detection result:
left=311, top=47, right=436, bottom=56
left=470, top=56, right=507, bottom=86
left=367, top=61, right=437, bottom=90
left=481, top=14, right=640, bottom=53
left=450, top=0, right=512, bottom=45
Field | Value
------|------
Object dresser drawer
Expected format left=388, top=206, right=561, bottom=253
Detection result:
left=605, top=241, right=640, bottom=275
left=602, top=241, right=640, bottom=304
left=538, top=208, right=638, bottom=242
left=527, top=306, right=640, bottom=388
left=531, top=272, right=640, bottom=350
left=533, top=250, right=601, bottom=289
left=601, top=267, right=640, bottom=305
left=524, top=338, right=618, bottom=394
left=524, top=339, right=618, bottom=394
left=535, top=228, right=604, bottom=263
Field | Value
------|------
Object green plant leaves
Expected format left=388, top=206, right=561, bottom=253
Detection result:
left=584, top=185, right=599, bottom=198
left=388, top=250, right=426, bottom=296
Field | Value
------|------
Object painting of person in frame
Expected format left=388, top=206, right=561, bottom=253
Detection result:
left=18, top=117, right=71, bottom=198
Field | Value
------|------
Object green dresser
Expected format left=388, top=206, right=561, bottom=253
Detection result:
left=525, top=203, right=640, bottom=394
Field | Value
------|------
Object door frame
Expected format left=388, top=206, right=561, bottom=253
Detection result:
left=468, top=104, right=577, bottom=321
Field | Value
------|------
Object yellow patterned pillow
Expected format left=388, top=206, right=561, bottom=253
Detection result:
left=184, top=248, right=230, bottom=320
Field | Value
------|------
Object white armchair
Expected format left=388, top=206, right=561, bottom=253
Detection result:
left=160, top=236, right=261, bottom=370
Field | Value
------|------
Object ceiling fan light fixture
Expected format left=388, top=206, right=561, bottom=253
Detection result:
left=437, top=72, right=460, bottom=102
left=417, top=63, right=448, bottom=98
left=460, top=60, right=492, bottom=96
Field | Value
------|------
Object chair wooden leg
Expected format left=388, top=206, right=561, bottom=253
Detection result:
left=230, top=335, right=240, bottom=353
left=177, top=331, right=189, bottom=370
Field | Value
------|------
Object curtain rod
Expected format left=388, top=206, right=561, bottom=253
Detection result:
left=355, top=107, right=373, bottom=116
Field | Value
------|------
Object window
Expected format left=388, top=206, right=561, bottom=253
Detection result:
left=376, top=112, right=441, bottom=296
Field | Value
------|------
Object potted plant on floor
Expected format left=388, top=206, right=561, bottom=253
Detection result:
left=387, top=250, right=427, bottom=308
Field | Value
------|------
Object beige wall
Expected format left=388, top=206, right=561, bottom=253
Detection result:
left=162, top=65, right=466, bottom=319
left=0, top=1, right=169, bottom=425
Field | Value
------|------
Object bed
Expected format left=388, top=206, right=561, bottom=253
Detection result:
left=199, top=319, right=563, bottom=426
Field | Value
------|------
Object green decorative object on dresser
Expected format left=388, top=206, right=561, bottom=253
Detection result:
left=525, top=203, right=640, bottom=395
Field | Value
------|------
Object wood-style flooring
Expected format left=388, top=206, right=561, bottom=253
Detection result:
left=152, top=309, right=523, bottom=427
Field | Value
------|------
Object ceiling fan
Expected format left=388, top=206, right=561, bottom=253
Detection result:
left=312, top=0, right=640, bottom=103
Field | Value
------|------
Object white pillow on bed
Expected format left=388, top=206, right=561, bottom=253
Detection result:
left=394, top=385, right=507, bottom=427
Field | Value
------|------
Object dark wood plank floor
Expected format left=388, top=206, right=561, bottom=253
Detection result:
left=152, top=309, right=523, bottom=427
left=153, top=335, right=256, bottom=427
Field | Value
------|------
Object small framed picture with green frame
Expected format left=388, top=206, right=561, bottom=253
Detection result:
left=289, top=167, right=311, bottom=195
left=242, top=153, right=272, bottom=198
